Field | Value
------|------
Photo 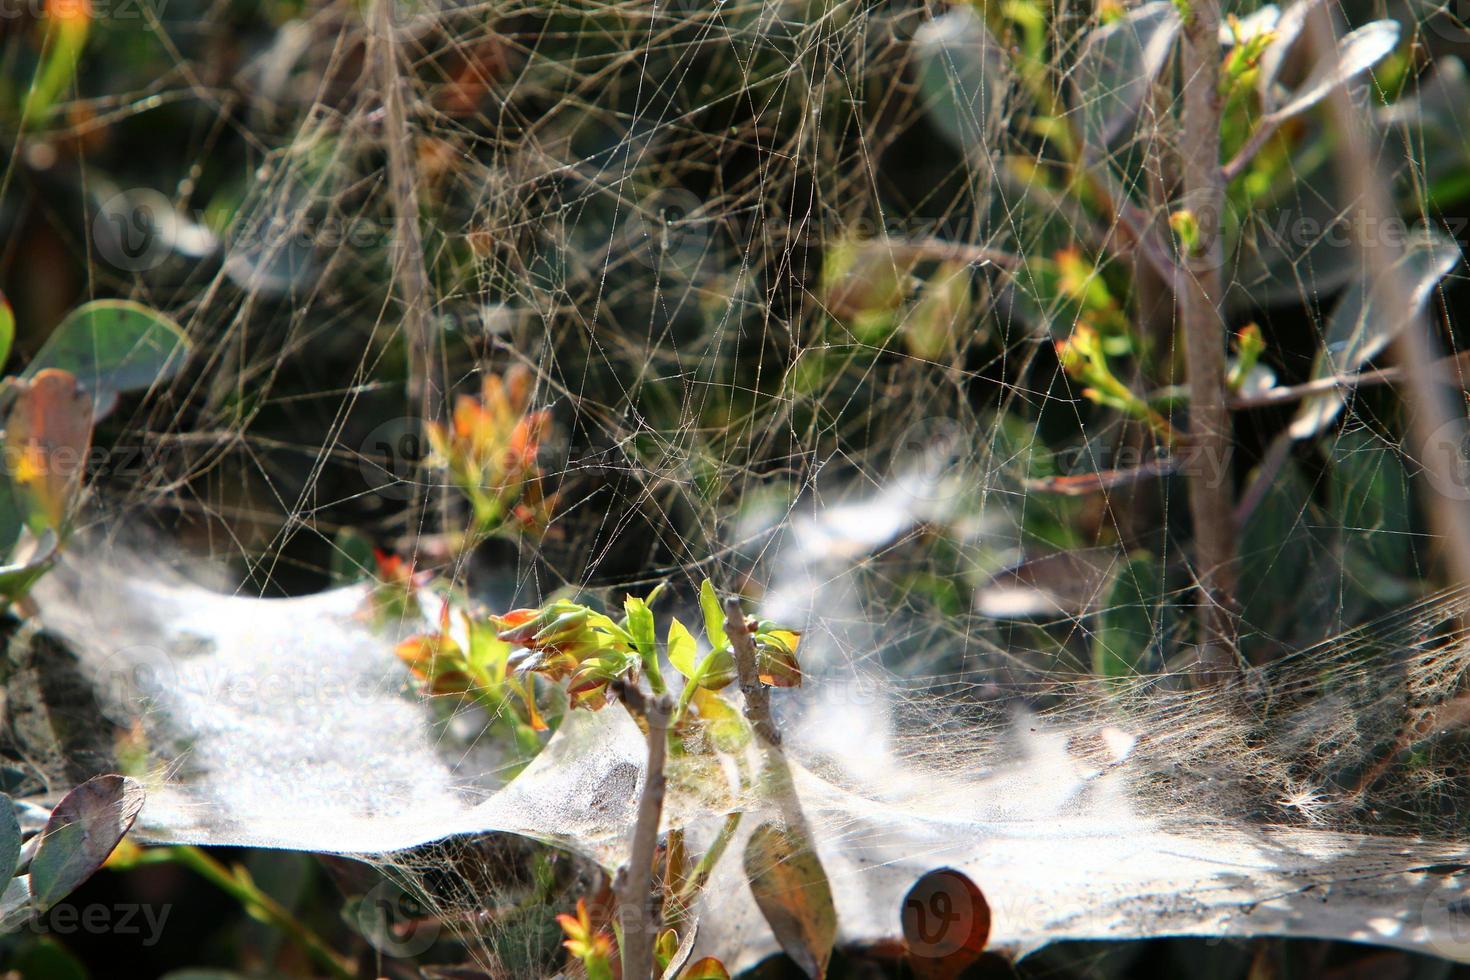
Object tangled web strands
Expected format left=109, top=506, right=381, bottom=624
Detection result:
left=28, top=0, right=1470, bottom=969
left=31, top=500, right=1470, bottom=968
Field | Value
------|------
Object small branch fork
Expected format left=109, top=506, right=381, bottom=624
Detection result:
left=722, top=598, right=815, bottom=838
left=611, top=679, right=673, bottom=980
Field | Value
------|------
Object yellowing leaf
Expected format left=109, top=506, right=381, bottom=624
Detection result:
left=699, top=579, right=727, bottom=648
left=692, top=687, right=749, bottom=753
left=668, top=616, right=699, bottom=679
left=743, top=822, right=836, bottom=979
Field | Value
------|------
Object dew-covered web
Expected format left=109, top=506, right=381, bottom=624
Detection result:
left=14, top=0, right=1470, bottom=970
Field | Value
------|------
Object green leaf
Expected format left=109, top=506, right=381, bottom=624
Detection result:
left=625, top=595, right=656, bottom=657
left=329, top=529, right=376, bottom=586
left=667, top=617, right=698, bottom=679
left=0, top=292, right=14, bottom=372
left=9, top=937, right=89, bottom=980
left=0, top=530, right=58, bottom=604
left=30, top=775, right=144, bottom=911
left=0, top=447, right=23, bottom=561
left=1075, top=2, right=1181, bottom=154
left=1290, top=230, right=1459, bottom=439
left=1329, top=428, right=1414, bottom=582
left=1264, top=20, right=1400, bottom=123
left=699, top=580, right=727, bottom=649
left=1092, top=556, right=1163, bottom=681
left=0, top=875, right=31, bottom=930
left=913, top=7, right=1011, bottom=157
left=693, top=648, right=736, bottom=691
left=25, top=301, right=190, bottom=413
left=743, top=822, right=836, bottom=979
left=0, top=792, right=19, bottom=882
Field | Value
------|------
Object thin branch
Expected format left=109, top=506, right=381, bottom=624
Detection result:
left=1179, top=0, right=1239, bottom=679
left=1221, top=117, right=1282, bottom=184
left=722, top=598, right=820, bottom=840
left=170, top=845, right=354, bottom=980
left=724, top=598, right=780, bottom=748
left=882, top=237, right=1019, bottom=269
left=1232, top=431, right=1293, bottom=530
left=370, top=0, right=445, bottom=530
left=1227, top=351, right=1470, bottom=409
left=611, top=680, right=672, bottom=980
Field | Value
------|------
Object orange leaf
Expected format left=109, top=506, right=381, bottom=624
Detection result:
left=743, top=822, right=835, bottom=978
left=5, top=368, right=92, bottom=533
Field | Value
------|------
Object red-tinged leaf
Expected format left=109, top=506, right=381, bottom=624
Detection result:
left=5, top=368, right=93, bottom=534
left=743, top=822, right=836, bottom=979
left=901, top=868, right=990, bottom=980
left=30, top=775, right=145, bottom=910
left=679, top=958, right=731, bottom=980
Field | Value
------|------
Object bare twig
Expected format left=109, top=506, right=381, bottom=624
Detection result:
left=724, top=598, right=780, bottom=748
left=1232, top=431, right=1293, bottom=530
left=611, top=680, right=672, bottom=980
left=882, top=237, right=1019, bottom=269
left=1221, top=118, right=1283, bottom=184
left=722, top=598, right=817, bottom=836
left=1306, top=6, right=1470, bottom=592
left=370, top=0, right=445, bottom=530
left=1228, top=351, right=1470, bottom=409
left=1179, top=0, right=1239, bottom=678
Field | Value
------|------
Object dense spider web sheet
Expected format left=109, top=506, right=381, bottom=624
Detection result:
left=23, top=484, right=1470, bottom=964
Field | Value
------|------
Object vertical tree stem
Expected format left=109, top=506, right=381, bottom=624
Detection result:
left=1178, top=0, right=1238, bottom=677
left=612, top=681, right=671, bottom=980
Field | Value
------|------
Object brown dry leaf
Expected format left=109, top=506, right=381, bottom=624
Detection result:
left=743, top=822, right=836, bottom=979
left=901, top=868, right=990, bottom=980
left=5, top=368, right=92, bottom=533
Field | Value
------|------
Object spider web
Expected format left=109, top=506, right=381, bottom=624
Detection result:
left=10, top=0, right=1470, bottom=971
